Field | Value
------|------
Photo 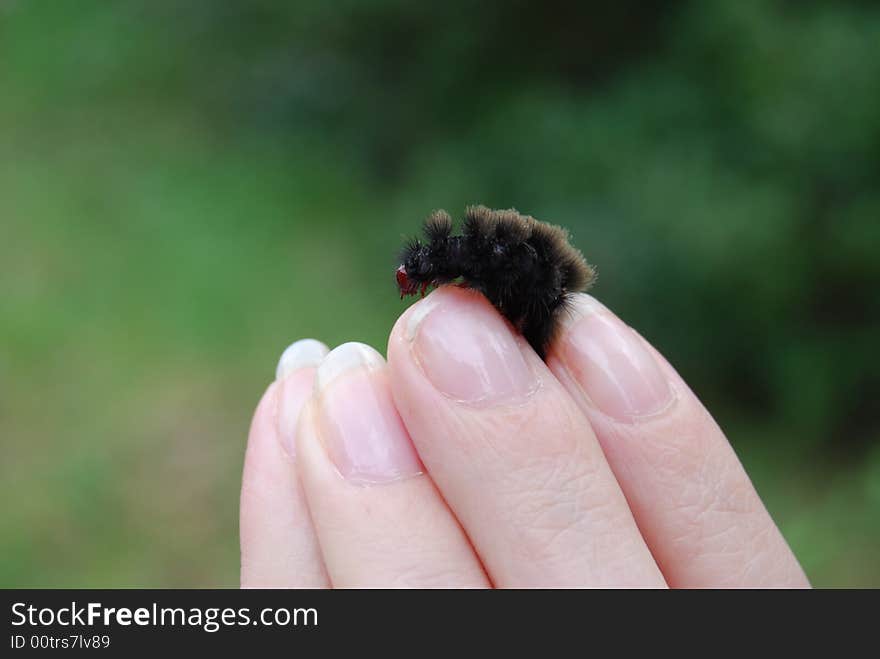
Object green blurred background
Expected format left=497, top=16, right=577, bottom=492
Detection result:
left=2, top=0, right=879, bottom=587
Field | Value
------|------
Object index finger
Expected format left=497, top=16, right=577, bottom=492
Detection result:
left=387, top=287, right=666, bottom=587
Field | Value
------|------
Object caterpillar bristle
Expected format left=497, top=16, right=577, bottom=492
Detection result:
left=423, top=209, right=453, bottom=242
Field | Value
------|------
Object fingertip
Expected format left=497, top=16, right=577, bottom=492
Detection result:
left=550, top=294, right=675, bottom=423
left=306, top=341, right=424, bottom=486
left=272, top=338, right=330, bottom=458
left=388, top=289, right=439, bottom=370
left=314, top=341, right=385, bottom=393
left=276, top=338, right=330, bottom=381
left=391, top=286, right=498, bottom=346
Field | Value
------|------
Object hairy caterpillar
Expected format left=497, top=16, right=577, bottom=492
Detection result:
left=396, top=206, right=595, bottom=358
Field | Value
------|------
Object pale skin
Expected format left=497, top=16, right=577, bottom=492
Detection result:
left=240, top=288, right=810, bottom=588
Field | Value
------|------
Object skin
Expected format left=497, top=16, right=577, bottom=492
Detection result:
left=240, top=288, right=809, bottom=588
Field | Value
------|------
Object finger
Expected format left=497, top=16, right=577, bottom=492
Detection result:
left=295, top=342, right=490, bottom=588
left=387, top=287, right=666, bottom=587
left=546, top=294, right=809, bottom=588
left=240, top=339, right=331, bottom=588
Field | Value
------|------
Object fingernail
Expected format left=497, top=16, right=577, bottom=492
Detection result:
left=315, top=342, right=422, bottom=485
left=275, top=339, right=329, bottom=457
left=558, top=295, right=673, bottom=422
left=276, top=339, right=329, bottom=380
left=409, top=289, right=537, bottom=404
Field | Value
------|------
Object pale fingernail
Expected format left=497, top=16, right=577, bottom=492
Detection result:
left=409, top=288, right=537, bottom=404
left=276, top=339, right=329, bottom=380
left=315, top=342, right=422, bottom=485
left=274, top=339, right=328, bottom=458
left=558, top=294, right=673, bottom=422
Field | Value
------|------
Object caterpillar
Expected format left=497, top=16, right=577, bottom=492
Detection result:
left=396, top=206, right=595, bottom=358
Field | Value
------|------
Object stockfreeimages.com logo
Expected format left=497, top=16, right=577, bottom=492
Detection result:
left=11, top=602, right=317, bottom=633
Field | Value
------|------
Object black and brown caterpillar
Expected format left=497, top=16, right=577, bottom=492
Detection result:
left=396, top=206, right=596, bottom=358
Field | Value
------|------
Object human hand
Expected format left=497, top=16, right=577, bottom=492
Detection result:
left=240, top=287, right=809, bottom=587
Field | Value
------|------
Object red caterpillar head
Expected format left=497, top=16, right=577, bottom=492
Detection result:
left=397, top=210, right=457, bottom=299
left=396, top=265, right=420, bottom=298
